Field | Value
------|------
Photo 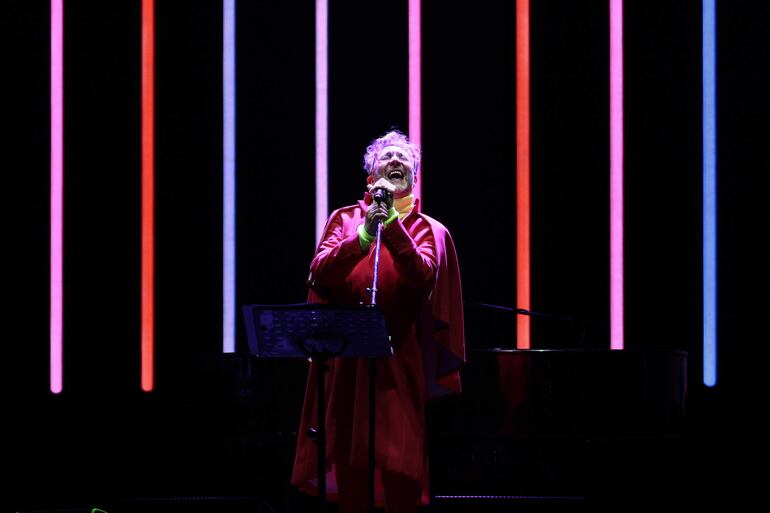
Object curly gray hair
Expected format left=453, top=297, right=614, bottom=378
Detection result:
left=363, top=130, right=421, bottom=179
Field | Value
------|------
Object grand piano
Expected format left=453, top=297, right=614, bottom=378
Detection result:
left=426, top=347, right=688, bottom=511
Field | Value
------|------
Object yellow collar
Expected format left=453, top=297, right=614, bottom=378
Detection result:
left=394, top=194, right=415, bottom=218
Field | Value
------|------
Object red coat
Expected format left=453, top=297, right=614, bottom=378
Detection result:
left=291, top=195, right=465, bottom=506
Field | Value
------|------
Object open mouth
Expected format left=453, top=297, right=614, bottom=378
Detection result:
left=388, top=170, right=405, bottom=180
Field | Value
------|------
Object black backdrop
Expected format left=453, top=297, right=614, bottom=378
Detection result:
left=4, top=0, right=769, bottom=511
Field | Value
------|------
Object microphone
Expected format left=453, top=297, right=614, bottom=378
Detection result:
left=373, top=190, right=385, bottom=204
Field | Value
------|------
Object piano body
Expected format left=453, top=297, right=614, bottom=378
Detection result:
left=426, top=348, right=688, bottom=510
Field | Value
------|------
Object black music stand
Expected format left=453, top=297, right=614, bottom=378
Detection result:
left=242, top=303, right=393, bottom=513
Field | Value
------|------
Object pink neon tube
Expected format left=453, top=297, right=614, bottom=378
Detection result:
left=610, top=0, right=624, bottom=349
left=315, top=0, right=328, bottom=244
left=409, top=0, right=422, bottom=200
left=50, top=0, right=64, bottom=393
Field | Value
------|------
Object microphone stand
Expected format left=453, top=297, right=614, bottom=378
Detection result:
left=370, top=221, right=383, bottom=305
left=366, top=212, right=384, bottom=513
left=464, top=301, right=608, bottom=347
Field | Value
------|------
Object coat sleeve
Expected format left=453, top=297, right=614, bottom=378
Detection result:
left=379, top=217, right=438, bottom=287
left=419, top=218, right=466, bottom=399
left=307, top=209, right=367, bottom=295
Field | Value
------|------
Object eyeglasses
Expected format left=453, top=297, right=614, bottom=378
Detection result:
left=377, top=150, right=410, bottom=162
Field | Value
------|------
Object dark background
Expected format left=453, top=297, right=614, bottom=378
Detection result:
left=3, top=0, right=768, bottom=511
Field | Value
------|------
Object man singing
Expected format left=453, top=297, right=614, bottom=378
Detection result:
left=292, top=130, right=465, bottom=512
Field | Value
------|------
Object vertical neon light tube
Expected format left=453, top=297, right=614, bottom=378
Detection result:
left=141, top=0, right=155, bottom=391
left=516, top=0, right=531, bottom=349
left=315, top=0, right=328, bottom=244
left=609, top=0, right=624, bottom=349
left=50, top=0, right=64, bottom=394
left=409, top=0, right=421, bottom=200
left=702, top=0, right=717, bottom=386
left=223, top=0, right=236, bottom=353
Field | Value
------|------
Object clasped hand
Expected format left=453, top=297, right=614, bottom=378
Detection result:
left=365, top=178, right=395, bottom=235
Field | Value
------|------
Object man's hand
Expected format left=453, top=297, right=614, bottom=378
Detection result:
left=365, top=178, right=395, bottom=235
left=367, top=178, right=396, bottom=208
left=365, top=199, right=390, bottom=236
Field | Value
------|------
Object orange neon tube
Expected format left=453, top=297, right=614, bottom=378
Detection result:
left=516, top=0, right=531, bottom=348
left=141, top=0, right=155, bottom=391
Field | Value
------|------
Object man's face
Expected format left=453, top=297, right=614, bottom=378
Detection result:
left=370, top=144, right=415, bottom=198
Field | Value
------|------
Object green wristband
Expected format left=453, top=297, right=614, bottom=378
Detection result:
left=383, top=207, right=399, bottom=226
left=357, top=223, right=374, bottom=250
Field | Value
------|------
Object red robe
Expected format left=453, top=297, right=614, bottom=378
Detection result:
left=291, top=195, right=465, bottom=506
